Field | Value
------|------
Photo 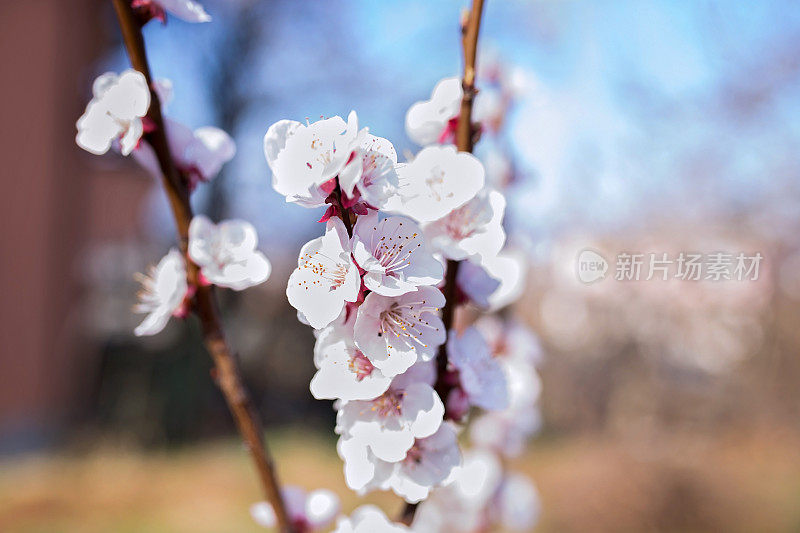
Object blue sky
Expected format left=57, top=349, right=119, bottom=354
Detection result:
left=100, top=0, right=800, bottom=254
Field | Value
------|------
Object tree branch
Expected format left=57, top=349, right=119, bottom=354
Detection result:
left=110, top=2, right=295, bottom=531
left=399, top=0, right=486, bottom=525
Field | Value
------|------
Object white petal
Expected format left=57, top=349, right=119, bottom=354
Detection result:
left=190, top=126, right=236, bottom=180
left=188, top=214, right=217, bottom=266
left=405, top=77, right=462, bottom=146
left=457, top=259, right=501, bottom=309
left=402, top=382, right=444, bottom=439
left=287, top=219, right=357, bottom=329
left=157, top=0, right=212, bottom=22
left=264, top=119, right=302, bottom=173
left=76, top=102, right=121, bottom=155
left=392, top=146, right=485, bottom=223
left=305, top=489, right=340, bottom=528
left=497, top=474, right=541, bottom=531
left=249, top=502, right=276, bottom=528
left=134, top=307, right=172, bottom=337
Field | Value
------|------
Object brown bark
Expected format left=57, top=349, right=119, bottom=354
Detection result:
left=399, top=0, right=486, bottom=526
left=110, top=2, right=295, bottom=531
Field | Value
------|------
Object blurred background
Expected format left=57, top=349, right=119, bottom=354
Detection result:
left=3, top=0, right=800, bottom=531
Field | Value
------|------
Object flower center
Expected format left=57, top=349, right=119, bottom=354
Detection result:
left=404, top=443, right=424, bottom=465
left=372, top=390, right=404, bottom=418
left=349, top=351, right=375, bottom=381
left=424, top=166, right=448, bottom=202
left=307, top=134, right=334, bottom=169
left=370, top=221, right=420, bottom=274
left=378, top=300, right=439, bottom=348
left=443, top=199, right=485, bottom=240
left=299, top=250, right=348, bottom=290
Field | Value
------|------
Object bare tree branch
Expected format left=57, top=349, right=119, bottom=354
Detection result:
left=399, top=0, right=486, bottom=524
left=110, top=2, right=295, bottom=531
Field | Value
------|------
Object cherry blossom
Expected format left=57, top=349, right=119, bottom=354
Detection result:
left=188, top=215, right=271, bottom=290
left=456, top=259, right=500, bottom=309
left=412, top=449, right=503, bottom=532
left=492, top=474, right=541, bottom=531
left=480, top=142, right=515, bottom=189
left=287, top=218, right=360, bottom=328
left=446, top=327, right=508, bottom=411
left=469, top=408, right=540, bottom=459
left=133, top=118, right=235, bottom=188
left=405, top=77, right=461, bottom=146
left=251, top=486, right=339, bottom=532
left=338, top=133, right=400, bottom=210
left=337, top=433, right=395, bottom=494
left=131, top=0, right=211, bottom=24
left=133, top=248, right=189, bottom=336
left=381, top=423, right=462, bottom=503
left=76, top=70, right=150, bottom=156
left=481, top=248, right=528, bottom=311
left=264, top=111, right=363, bottom=207
left=310, top=319, right=392, bottom=401
left=388, top=145, right=485, bottom=223
left=421, top=188, right=506, bottom=262
left=337, top=423, right=460, bottom=503
left=353, top=287, right=446, bottom=377
left=413, top=451, right=540, bottom=532
left=336, top=364, right=444, bottom=462
left=475, top=315, right=544, bottom=367
left=468, top=345, right=542, bottom=457
left=351, top=212, right=443, bottom=296
left=332, top=505, right=409, bottom=533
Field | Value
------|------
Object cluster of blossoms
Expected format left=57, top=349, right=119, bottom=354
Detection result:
left=75, top=3, right=270, bottom=337
left=401, top=69, right=543, bottom=533
left=78, top=0, right=543, bottom=529
left=257, top=59, right=543, bottom=530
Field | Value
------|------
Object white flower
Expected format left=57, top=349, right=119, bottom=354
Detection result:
left=310, top=319, right=392, bottom=401
left=389, top=146, right=484, bottom=223
left=251, top=486, right=339, bottom=531
left=354, top=287, right=446, bottom=377
left=412, top=449, right=503, bottom=532
left=264, top=111, right=363, bottom=207
left=337, top=433, right=395, bottom=493
left=132, top=0, right=211, bottom=23
left=482, top=248, right=528, bottom=311
left=475, top=316, right=544, bottom=367
left=338, top=133, right=400, bottom=209
left=336, top=365, right=444, bottom=462
left=468, top=351, right=542, bottom=457
left=351, top=212, right=443, bottom=296
left=333, top=505, right=409, bottom=533
left=421, top=188, right=506, bottom=261
left=447, top=327, right=508, bottom=411
left=76, top=70, right=150, bottom=156
left=405, top=77, right=461, bottom=146
left=132, top=118, right=235, bottom=186
left=493, top=474, right=541, bottom=531
left=480, top=144, right=514, bottom=189
left=382, top=423, right=462, bottom=503
left=287, top=218, right=360, bottom=329
left=133, top=249, right=188, bottom=336
left=188, top=215, right=271, bottom=290
left=456, top=259, right=500, bottom=310
left=469, top=409, right=541, bottom=459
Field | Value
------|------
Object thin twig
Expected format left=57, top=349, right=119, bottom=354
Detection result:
left=110, top=2, right=295, bottom=531
left=398, top=0, right=486, bottom=525
left=333, top=183, right=354, bottom=237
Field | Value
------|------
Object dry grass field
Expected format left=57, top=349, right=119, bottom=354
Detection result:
left=1, top=426, right=799, bottom=532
